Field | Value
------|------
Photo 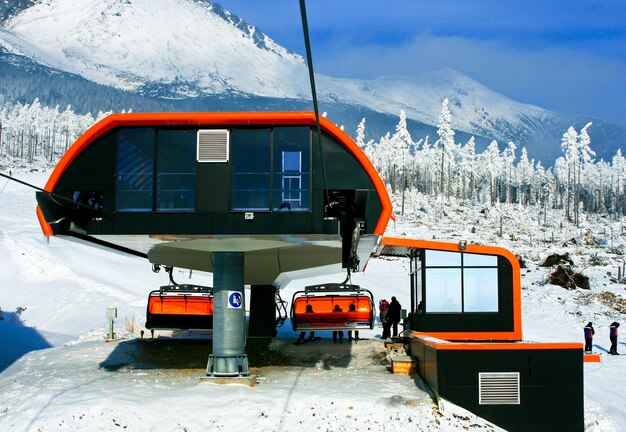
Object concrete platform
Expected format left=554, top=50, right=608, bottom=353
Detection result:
left=200, top=375, right=257, bottom=387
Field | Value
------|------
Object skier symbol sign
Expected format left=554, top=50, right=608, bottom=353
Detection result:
left=227, top=291, right=243, bottom=309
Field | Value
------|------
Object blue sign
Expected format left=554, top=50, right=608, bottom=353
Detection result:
left=228, top=291, right=243, bottom=309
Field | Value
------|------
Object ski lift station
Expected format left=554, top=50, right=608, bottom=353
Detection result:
left=35, top=111, right=584, bottom=431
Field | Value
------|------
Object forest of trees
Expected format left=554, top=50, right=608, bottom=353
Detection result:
left=1, top=98, right=624, bottom=225
left=358, top=99, right=625, bottom=224
left=0, top=99, right=110, bottom=163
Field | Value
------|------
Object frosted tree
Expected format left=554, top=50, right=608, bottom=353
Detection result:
left=534, top=161, right=549, bottom=224
left=482, top=140, right=501, bottom=206
left=516, top=147, right=534, bottom=205
left=503, top=142, right=517, bottom=204
left=390, top=111, right=414, bottom=207
left=355, top=118, right=366, bottom=149
left=560, top=126, right=578, bottom=222
left=612, top=149, right=626, bottom=218
left=574, top=122, right=594, bottom=226
left=435, top=98, right=455, bottom=196
left=459, top=136, right=476, bottom=201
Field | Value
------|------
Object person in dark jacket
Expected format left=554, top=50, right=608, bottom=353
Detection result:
left=584, top=322, right=595, bottom=353
left=379, top=299, right=390, bottom=339
left=387, top=296, right=402, bottom=338
left=609, top=322, right=620, bottom=355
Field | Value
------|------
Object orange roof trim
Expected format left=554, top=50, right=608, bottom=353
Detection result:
left=413, top=334, right=583, bottom=351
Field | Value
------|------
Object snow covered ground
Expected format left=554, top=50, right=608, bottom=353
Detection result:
left=1, top=167, right=625, bottom=431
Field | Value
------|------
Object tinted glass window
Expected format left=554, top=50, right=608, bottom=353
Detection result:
left=231, top=128, right=271, bottom=210
left=464, top=268, right=499, bottom=312
left=272, top=127, right=310, bottom=211
left=116, top=129, right=154, bottom=212
left=156, top=130, right=196, bottom=211
left=423, top=250, right=499, bottom=313
left=425, top=268, right=462, bottom=312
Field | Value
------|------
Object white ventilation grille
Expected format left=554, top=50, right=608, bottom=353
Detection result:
left=479, top=372, right=520, bottom=405
left=197, top=130, right=229, bottom=162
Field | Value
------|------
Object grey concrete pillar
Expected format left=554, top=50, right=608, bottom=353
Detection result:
left=206, top=252, right=250, bottom=377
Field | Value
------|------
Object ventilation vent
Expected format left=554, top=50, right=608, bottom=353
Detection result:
left=197, top=130, right=229, bottom=162
left=479, top=372, right=520, bottom=405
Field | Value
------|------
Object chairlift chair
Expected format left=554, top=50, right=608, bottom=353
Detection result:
left=145, top=284, right=214, bottom=330
left=290, top=283, right=376, bottom=332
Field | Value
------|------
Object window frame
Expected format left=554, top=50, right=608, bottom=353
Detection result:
left=422, top=249, right=500, bottom=314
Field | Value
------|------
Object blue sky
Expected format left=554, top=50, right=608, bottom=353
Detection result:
left=215, top=0, right=626, bottom=127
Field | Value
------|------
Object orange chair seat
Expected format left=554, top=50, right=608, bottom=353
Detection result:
left=148, top=295, right=214, bottom=316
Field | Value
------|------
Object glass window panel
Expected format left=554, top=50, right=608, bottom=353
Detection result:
left=464, top=268, right=499, bottom=312
left=116, top=128, right=154, bottom=212
left=425, top=268, right=462, bottom=312
left=157, top=130, right=196, bottom=211
left=425, top=250, right=462, bottom=267
left=464, top=253, right=498, bottom=267
left=231, top=129, right=271, bottom=210
left=272, top=127, right=310, bottom=211
left=283, top=151, right=301, bottom=171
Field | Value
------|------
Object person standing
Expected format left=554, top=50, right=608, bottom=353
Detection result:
left=609, top=322, right=620, bottom=355
left=332, top=304, right=344, bottom=343
left=584, top=322, right=595, bottom=353
left=387, top=296, right=402, bottom=338
left=379, top=298, right=390, bottom=339
left=347, top=303, right=360, bottom=341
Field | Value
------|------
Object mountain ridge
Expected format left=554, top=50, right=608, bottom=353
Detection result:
left=0, top=0, right=624, bottom=164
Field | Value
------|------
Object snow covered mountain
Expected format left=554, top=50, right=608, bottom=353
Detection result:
left=0, top=0, right=624, bottom=163
left=0, top=0, right=310, bottom=97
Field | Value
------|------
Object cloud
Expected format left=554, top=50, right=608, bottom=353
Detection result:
left=316, top=34, right=626, bottom=126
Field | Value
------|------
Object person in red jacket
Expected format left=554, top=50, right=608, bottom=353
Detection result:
left=379, top=298, right=390, bottom=339
left=609, top=322, right=620, bottom=355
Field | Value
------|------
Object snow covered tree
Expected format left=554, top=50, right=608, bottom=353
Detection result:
left=560, top=126, right=578, bottom=222
left=611, top=149, right=626, bottom=218
left=435, top=98, right=455, bottom=196
left=575, top=122, right=594, bottom=225
left=482, top=140, right=501, bottom=206
left=516, top=147, right=534, bottom=206
left=503, top=142, right=517, bottom=204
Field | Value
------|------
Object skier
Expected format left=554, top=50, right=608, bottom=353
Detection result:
left=609, top=322, right=620, bottom=355
left=584, top=322, right=595, bottom=353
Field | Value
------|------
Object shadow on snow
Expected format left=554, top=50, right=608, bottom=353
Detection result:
left=0, top=311, right=53, bottom=372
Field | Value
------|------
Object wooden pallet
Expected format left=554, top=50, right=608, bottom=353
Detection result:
left=390, top=355, right=417, bottom=375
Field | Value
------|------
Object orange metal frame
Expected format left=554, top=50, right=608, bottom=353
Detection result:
left=37, top=112, right=392, bottom=236
left=381, top=236, right=523, bottom=341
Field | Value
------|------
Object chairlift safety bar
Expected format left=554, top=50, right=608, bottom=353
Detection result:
left=158, top=284, right=214, bottom=295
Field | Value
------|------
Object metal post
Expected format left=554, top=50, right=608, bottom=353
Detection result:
left=206, top=252, right=250, bottom=377
left=106, top=307, right=117, bottom=340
